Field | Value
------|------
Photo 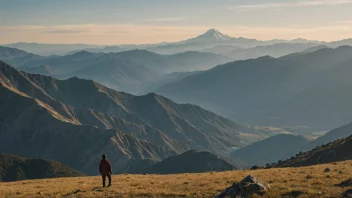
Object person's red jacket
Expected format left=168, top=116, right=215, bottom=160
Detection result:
left=99, top=159, right=112, bottom=175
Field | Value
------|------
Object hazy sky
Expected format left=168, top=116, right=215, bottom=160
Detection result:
left=1, top=0, right=352, bottom=44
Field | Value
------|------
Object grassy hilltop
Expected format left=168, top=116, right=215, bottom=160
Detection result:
left=1, top=160, right=351, bottom=198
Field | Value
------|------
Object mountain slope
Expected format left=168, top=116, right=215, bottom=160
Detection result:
left=0, top=81, right=178, bottom=174
left=0, top=46, right=35, bottom=60
left=299, top=121, right=352, bottom=154
left=231, top=134, right=310, bottom=167
left=143, top=71, right=203, bottom=93
left=301, top=45, right=329, bottom=53
left=0, top=46, right=41, bottom=66
left=16, top=50, right=102, bottom=73
left=0, top=61, right=253, bottom=174
left=269, top=121, right=352, bottom=161
left=328, top=39, right=352, bottom=48
left=201, top=45, right=241, bottom=55
left=69, top=58, right=159, bottom=94
left=0, top=154, right=84, bottom=182
left=18, top=72, right=246, bottom=155
left=154, top=46, right=352, bottom=130
left=163, top=51, right=230, bottom=71
left=144, top=150, right=236, bottom=174
left=227, top=43, right=318, bottom=60
left=146, top=42, right=209, bottom=54
left=271, top=135, right=352, bottom=167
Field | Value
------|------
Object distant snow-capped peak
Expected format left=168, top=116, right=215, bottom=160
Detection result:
left=182, top=29, right=232, bottom=44
left=200, top=29, right=232, bottom=40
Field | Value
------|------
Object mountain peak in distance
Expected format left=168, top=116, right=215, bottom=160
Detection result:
left=201, top=28, right=232, bottom=40
left=183, top=28, right=232, bottom=44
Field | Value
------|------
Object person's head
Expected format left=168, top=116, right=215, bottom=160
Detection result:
left=102, top=154, right=107, bottom=159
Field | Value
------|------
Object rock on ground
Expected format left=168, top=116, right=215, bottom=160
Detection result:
left=216, top=175, right=269, bottom=198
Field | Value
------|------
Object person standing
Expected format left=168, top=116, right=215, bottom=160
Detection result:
left=99, top=154, right=112, bottom=187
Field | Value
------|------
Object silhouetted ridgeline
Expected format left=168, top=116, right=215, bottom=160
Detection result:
left=0, top=154, right=84, bottom=182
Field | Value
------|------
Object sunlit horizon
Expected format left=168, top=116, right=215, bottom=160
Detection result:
left=1, top=0, right=352, bottom=45
left=1, top=25, right=352, bottom=45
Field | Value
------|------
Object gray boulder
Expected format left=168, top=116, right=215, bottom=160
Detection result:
left=216, top=175, right=269, bottom=198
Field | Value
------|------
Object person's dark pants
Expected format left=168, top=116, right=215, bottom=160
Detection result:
left=102, top=174, right=111, bottom=187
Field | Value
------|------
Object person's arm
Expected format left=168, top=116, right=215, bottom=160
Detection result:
left=108, top=161, right=112, bottom=174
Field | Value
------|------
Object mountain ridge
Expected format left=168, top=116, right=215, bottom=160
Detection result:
left=0, top=153, right=84, bottom=182
left=231, top=134, right=310, bottom=167
left=5, top=28, right=345, bottom=56
left=5, top=48, right=230, bottom=93
left=271, top=135, right=352, bottom=168
left=154, top=46, right=352, bottom=130
left=0, top=60, right=256, bottom=174
left=144, top=150, right=237, bottom=174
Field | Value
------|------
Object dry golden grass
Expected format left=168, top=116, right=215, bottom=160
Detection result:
left=1, top=160, right=351, bottom=198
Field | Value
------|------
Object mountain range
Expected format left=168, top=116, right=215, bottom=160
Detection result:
left=3, top=29, right=351, bottom=97
left=154, top=46, right=352, bottom=131
left=0, top=60, right=259, bottom=175
left=2, top=28, right=352, bottom=177
left=0, top=154, right=84, bottom=182
left=0, top=46, right=42, bottom=65
left=4, top=43, right=101, bottom=56
left=225, top=43, right=319, bottom=60
left=1, top=48, right=229, bottom=94
left=5, top=29, right=350, bottom=57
